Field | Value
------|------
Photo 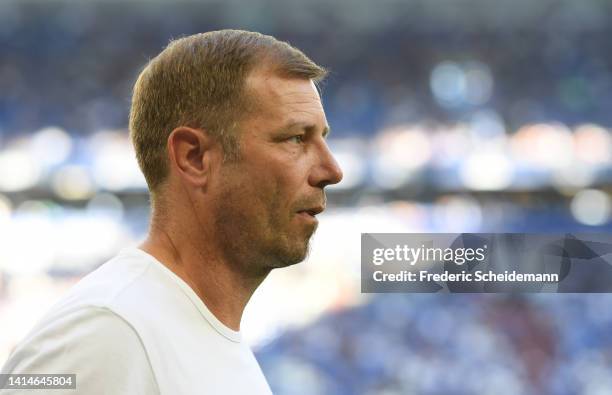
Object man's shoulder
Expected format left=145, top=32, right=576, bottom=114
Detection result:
left=5, top=306, right=145, bottom=364
left=17, top=248, right=166, bottom=349
left=1, top=306, right=159, bottom=395
left=52, top=248, right=157, bottom=312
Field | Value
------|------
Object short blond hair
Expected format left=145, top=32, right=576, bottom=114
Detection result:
left=129, top=29, right=327, bottom=194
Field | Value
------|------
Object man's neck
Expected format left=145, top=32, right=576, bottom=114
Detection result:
left=139, top=228, right=268, bottom=331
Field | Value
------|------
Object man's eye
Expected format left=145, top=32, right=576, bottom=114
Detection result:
left=288, top=135, right=305, bottom=144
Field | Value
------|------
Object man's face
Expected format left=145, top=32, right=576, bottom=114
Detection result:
left=209, top=70, right=343, bottom=274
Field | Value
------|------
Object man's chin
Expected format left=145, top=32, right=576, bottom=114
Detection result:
left=268, top=240, right=311, bottom=269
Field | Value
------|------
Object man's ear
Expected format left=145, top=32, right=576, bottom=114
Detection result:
left=167, top=126, right=216, bottom=188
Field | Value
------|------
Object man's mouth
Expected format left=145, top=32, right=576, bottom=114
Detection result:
left=296, top=205, right=325, bottom=224
left=298, top=206, right=325, bottom=217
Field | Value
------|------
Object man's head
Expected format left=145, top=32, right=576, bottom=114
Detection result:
left=130, top=30, right=327, bottom=194
left=130, top=30, right=343, bottom=274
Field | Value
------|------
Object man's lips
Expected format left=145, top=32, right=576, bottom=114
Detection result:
left=297, top=205, right=325, bottom=217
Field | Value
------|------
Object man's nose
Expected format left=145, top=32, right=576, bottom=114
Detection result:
left=309, top=141, right=344, bottom=188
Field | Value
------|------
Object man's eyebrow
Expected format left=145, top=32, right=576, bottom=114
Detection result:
left=283, top=121, right=331, bottom=138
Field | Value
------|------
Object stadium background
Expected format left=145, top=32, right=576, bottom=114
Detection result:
left=1, top=0, right=611, bottom=394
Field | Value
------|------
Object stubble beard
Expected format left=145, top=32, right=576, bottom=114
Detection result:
left=213, top=191, right=316, bottom=276
left=267, top=219, right=317, bottom=269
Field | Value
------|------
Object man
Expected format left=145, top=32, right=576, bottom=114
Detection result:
left=1, top=30, right=342, bottom=394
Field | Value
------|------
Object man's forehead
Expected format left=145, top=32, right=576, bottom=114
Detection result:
left=246, top=70, right=322, bottom=108
left=244, top=70, right=327, bottom=128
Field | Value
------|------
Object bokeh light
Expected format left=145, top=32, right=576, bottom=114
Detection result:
left=570, top=189, right=611, bottom=226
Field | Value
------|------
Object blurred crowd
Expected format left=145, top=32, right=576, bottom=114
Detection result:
left=257, top=294, right=612, bottom=395
left=2, top=1, right=612, bottom=136
left=1, top=1, right=611, bottom=203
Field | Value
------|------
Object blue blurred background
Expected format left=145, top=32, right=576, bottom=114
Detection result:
left=0, top=1, right=611, bottom=394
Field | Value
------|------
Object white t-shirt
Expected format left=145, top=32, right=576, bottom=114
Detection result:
left=1, top=248, right=273, bottom=395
